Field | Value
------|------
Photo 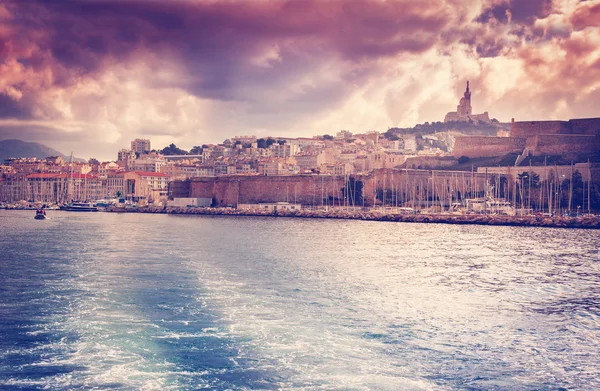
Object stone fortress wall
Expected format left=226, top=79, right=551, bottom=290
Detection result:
left=526, top=134, right=600, bottom=155
left=453, top=136, right=526, bottom=158
left=454, top=117, right=600, bottom=158
left=176, top=169, right=489, bottom=207
left=569, top=118, right=600, bottom=135
left=510, top=120, right=570, bottom=137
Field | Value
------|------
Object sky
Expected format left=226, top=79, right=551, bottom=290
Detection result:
left=0, top=0, right=599, bottom=161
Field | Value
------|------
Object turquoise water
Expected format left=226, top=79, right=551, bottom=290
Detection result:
left=1, top=210, right=599, bottom=390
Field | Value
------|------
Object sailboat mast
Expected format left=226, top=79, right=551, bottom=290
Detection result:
left=588, top=159, right=591, bottom=215
left=568, top=161, right=573, bottom=216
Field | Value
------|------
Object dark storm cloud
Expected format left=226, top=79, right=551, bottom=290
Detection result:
left=1, top=0, right=599, bottom=160
left=0, top=93, right=30, bottom=119
left=509, top=0, right=552, bottom=24
left=571, top=2, right=600, bottom=30
left=476, top=2, right=510, bottom=24
left=476, top=0, right=552, bottom=25
left=4, top=0, right=449, bottom=101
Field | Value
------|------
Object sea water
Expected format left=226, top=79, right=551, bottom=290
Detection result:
left=1, top=210, right=599, bottom=390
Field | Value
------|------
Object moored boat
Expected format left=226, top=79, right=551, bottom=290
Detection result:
left=60, top=202, right=99, bottom=212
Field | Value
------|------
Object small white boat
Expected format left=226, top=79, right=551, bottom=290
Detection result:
left=60, top=202, right=99, bottom=212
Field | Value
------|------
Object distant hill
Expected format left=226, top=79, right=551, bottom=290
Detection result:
left=0, top=139, right=86, bottom=163
left=388, top=120, right=510, bottom=137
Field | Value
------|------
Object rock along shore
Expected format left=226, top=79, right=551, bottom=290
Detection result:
left=106, top=206, right=600, bottom=229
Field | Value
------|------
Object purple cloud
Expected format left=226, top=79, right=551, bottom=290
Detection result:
left=0, top=0, right=598, bottom=160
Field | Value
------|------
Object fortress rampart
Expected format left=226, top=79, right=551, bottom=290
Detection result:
left=453, top=136, right=525, bottom=158
left=511, top=118, right=600, bottom=137
left=510, top=120, right=570, bottom=137
left=176, top=169, right=488, bottom=207
left=526, top=135, right=600, bottom=155
left=569, top=118, right=600, bottom=135
left=453, top=117, right=600, bottom=158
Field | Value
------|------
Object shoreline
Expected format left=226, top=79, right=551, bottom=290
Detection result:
left=105, top=206, right=600, bottom=229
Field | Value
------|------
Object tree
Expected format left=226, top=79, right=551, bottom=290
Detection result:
left=383, top=129, right=399, bottom=141
left=159, top=143, right=188, bottom=155
left=88, top=158, right=100, bottom=165
left=322, top=134, right=334, bottom=141
left=190, top=146, right=202, bottom=155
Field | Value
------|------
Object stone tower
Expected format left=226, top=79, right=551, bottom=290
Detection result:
left=444, top=80, right=489, bottom=123
left=457, top=81, right=472, bottom=117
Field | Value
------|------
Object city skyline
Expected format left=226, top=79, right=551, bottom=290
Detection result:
left=0, top=0, right=599, bottom=161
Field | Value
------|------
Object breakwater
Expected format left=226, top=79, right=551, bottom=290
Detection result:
left=106, top=206, right=600, bottom=229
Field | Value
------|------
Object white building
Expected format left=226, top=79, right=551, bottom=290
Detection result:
left=129, top=153, right=166, bottom=172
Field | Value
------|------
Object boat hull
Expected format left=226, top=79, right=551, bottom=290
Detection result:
left=63, top=207, right=99, bottom=212
left=61, top=202, right=99, bottom=212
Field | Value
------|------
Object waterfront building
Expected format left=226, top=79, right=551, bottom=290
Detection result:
left=0, top=174, right=27, bottom=202
left=68, top=173, right=101, bottom=201
left=25, top=173, right=68, bottom=203
left=105, top=171, right=169, bottom=202
left=133, top=171, right=170, bottom=202
left=105, top=172, right=133, bottom=199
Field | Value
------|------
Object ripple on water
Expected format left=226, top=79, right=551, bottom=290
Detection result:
left=1, top=210, right=599, bottom=390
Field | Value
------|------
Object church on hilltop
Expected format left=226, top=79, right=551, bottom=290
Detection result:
left=444, top=81, right=490, bottom=124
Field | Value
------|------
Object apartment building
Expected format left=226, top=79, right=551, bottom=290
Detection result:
left=131, top=138, right=151, bottom=154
